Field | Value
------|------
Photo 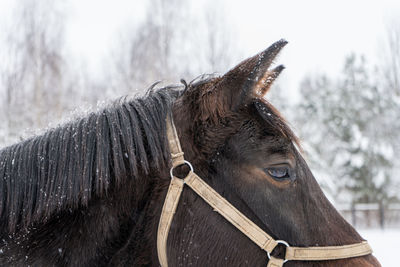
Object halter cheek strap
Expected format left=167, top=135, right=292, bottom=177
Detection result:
left=157, top=115, right=373, bottom=267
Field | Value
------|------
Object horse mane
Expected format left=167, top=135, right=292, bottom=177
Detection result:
left=0, top=74, right=298, bottom=234
left=0, top=87, right=181, bottom=232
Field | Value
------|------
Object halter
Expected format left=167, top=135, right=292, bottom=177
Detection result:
left=157, top=115, right=372, bottom=267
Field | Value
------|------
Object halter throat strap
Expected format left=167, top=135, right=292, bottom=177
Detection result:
left=157, top=115, right=373, bottom=267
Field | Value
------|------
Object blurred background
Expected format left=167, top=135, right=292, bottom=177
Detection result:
left=0, top=0, right=399, bottom=265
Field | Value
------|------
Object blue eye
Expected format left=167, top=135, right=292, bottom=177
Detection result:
left=264, top=166, right=291, bottom=180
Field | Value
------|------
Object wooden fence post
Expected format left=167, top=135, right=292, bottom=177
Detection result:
left=351, top=203, right=356, bottom=227
left=379, top=203, right=385, bottom=229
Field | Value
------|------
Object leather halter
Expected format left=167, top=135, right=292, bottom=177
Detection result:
left=157, top=115, right=373, bottom=267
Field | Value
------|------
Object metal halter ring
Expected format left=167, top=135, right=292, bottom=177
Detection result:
left=266, top=240, right=290, bottom=263
left=170, top=160, right=194, bottom=179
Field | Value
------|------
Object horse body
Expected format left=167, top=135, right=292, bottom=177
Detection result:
left=0, top=40, right=380, bottom=266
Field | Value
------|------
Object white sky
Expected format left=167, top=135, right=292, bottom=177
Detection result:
left=225, top=0, right=400, bottom=98
left=1, top=0, right=400, bottom=99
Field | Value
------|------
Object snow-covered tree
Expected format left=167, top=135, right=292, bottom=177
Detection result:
left=296, top=54, right=398, bottom=206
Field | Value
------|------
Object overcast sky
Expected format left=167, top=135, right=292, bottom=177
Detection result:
left=67, top=0, right=400, bottom=98
left=1, top=0, right=399, bottom=99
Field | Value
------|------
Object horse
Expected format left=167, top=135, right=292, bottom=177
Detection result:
left=0, top=40, right=380, bottom=266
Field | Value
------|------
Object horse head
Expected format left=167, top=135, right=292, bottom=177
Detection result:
left=167, top=40, right=381, bottom=266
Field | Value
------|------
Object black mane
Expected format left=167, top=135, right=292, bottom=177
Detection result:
left=0, top=88, right=180, bottom=232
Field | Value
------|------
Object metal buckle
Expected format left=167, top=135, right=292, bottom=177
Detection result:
left=267, top=240, right=290, bottom=263
left=170, top=160, right=194, bottom=179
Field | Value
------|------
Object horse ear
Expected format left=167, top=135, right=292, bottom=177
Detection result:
left=220, top=39, right=287, bottom=110
left=196, top=40, right=287, bottom=122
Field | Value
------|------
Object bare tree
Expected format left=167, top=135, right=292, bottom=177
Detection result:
left=201, top=0, right=240, bottom=74
left=109, top=0, right=242, bottom=95
left=1, top=0, right=69, bottom=146
left=381, top=21, right=400, bottom=95
left=109, top=0, right=190, bottom=94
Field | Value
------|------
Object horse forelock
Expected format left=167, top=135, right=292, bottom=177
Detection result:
left=0, top=87, right=180, bottom=232
left=253, top=98, right=301, bottom=150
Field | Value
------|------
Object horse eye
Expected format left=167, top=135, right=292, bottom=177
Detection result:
left=264, top=166, right=290, bottom=180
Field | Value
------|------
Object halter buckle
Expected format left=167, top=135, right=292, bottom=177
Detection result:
left=169, top=160, right=194, bottom=179
left=267, top=240, right=290, bottom=264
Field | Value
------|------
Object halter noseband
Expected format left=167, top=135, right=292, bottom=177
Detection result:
left=157, top=115, right=372, bottom=267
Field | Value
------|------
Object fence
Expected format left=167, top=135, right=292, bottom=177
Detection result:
left=338, top=203, right=400, bottom=229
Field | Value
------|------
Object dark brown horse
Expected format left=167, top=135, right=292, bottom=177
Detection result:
left=0, top=40, right=380, bottom=266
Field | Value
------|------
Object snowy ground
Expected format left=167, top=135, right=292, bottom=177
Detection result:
left=359, top=229, right=399, bottom=266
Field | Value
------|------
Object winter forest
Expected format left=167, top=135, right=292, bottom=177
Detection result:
left=0, top=0, right=399, bottom=253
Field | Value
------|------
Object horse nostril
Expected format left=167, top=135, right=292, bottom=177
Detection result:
left=348, top=255, right=381, bottom=267
left=365, top=255, right=382, bottom=267
left=318, top=256, right=381, bottom=267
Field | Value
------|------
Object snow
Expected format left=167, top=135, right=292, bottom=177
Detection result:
left=359, top=229, right=400, bottom=266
